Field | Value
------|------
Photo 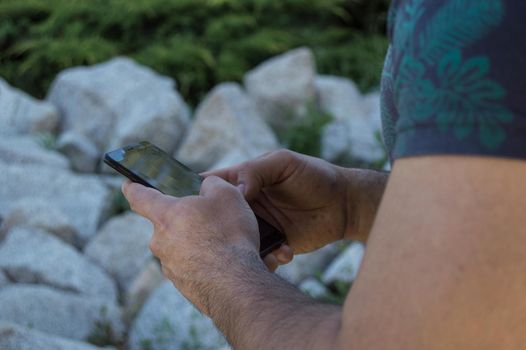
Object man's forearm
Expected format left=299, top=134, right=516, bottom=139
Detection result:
left=339, top=167, right=389, bottom=242
left=204, top=248, right=342, bottom=350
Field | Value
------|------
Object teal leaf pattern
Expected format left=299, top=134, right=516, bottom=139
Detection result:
left=385, top=0, right=513, bottom=152
left=417, top=0, right=504, bottom=65
left=393, top=0, right=425, bottom=56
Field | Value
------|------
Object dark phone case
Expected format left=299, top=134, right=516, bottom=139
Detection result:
left=104, top=153, right=286, bottom=258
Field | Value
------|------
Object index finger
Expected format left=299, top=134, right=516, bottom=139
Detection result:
left=122, top=181, right=175, bottom=223
left=200, top=164, right=243, bottom=185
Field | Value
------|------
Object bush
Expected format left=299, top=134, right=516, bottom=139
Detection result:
left=279, top=104, right=333, bottom=157
left=0, top=0, right=389, bottom=105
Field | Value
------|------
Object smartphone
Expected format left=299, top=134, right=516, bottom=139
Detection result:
left=104, top=141, right=286, bottom=257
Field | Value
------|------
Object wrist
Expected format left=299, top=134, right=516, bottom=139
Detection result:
left=337, top=167, right=389, bottom=241
left=197, top=245, right=266, bottom=313
left=204, top=246, right=343, bottom=349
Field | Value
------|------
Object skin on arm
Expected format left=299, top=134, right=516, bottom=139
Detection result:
left=339, top=156, right=526, bottom=349
left=124, top=154, right=526, bottom=349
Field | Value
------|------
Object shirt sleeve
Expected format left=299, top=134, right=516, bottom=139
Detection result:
left=382, top=0, right=526, bottom=161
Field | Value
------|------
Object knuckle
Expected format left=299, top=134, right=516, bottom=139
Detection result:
left=149, top=244, right=157, bottom=256
left=203, top=176, right=233, bottom=196
left=238, top=161, right=252, bottom=174
left=274, top=148, right=292, bottom=157
left=202, top=175, right=220, bottom=189
left=275, top=148, right=295, bottom=161
left=149, top=238, right=160, bottom=255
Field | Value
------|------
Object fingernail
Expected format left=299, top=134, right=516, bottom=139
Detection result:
left=237, top=183, right=246, bottom=195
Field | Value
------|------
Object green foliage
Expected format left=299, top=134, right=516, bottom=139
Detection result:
left=0, top=0, right=389, bottom=105
left=86, top=306, right=122, bottom=347
left=318, top=280, right=352, bottom=305
left=140, top=339, right=155, bottom=350
left=109, top=189, right=130, bottom=217
left=139, top=317, right=177, bottom=350
left=34, top=132, right=57, bottom=151
left=279, top=105, right=333, bottom=157
left=87, top=319, right=115, bottom=347
left=181, top=323, right=203, bottom=350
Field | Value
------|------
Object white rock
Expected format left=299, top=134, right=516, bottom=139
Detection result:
left=129, top=281, right=228, bottom=350
left=0, top=135, right=69, bottom=169
left=124, top=260, right=165, bottom=321
left=0, top=322, right=117, bottom=350
left=0, top=161, right=112, bottom=245
left=176, top=82, right=278, bottom=171
left=84, top=212, right=153, bottom=292
left=0, top=285, right=124, bottom=341
left=298, top=277, right=329, bottom=299
left=276, top=243, right=341, bottom=284
left=0, top=270, right=9, bottom=288
left=316, top=75, right=385, bottom=163
left=320, top=121, right=351, bottom=163
left=0, top=78, right=59, bottom=136
left=0, top=227, right=118, bottom=301
left=244, top=47, right=316, bottom=130
left=315, top=75, right=364, bottom=123
left=322, top=242, right=365, bottom=285
left=362, top=91, right=382, bottom=125
left=0, top=197, right=77, bottom=245
left=209, top=149, right=250, bottom=171
left=47, top=57, right=190, bottom=154
left=99, top=175, right=125, bottom=191
left=57, top=130, right=100, bottom=173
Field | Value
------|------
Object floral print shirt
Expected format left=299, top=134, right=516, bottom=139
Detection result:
left=381, top=0, right=526, bottom=162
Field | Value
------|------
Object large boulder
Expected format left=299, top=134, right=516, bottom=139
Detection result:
left=322, top=242, right=365, bottom=285
left=244, top=47, right=316, bottom=131
left=316, top=75, right=385, bottom=163
left=0, top=197, right=77, bottom=245
left=0, top=271, right=9, bottom=288
left=320, top=121, right=352, bottom=163
left=176, top=83, right=278, bottom=172
left=0, top=161, right=112, bottom=245
left=315, top=75, right=363, bottom=122
left=124, top=260, right=165, bottom=322
left=56, top=130, right=100, bottom=173
left=0, top=285, right=124, bottom=342
left=0, top=78, right=59, bottom=136
left=47, top=57, right=190, bottom=171
left=0, top=135, right=69, bottom=169
left=276, top=243, right=341, bottom=285
left=209, top=149, right=249, bottom=170
left=128, top=281, right=227, bottom=350
left=0, top=322, right=117, bottom=350
left=84, top=212, right=154, bottom=293
left=0, top=227, right=117, bottom=301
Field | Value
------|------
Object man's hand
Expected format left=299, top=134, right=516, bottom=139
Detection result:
left=122, top=174, right=343, bottom=350
left=122, top=176, right=262, bottom=312
left=204, top=150, right=388, bottom=255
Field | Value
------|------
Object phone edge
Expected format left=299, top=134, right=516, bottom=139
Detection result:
left=103, top=153, right=161, bottom=192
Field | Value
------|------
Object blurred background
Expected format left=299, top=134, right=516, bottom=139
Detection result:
left=0, top=0, right=389, bottom=349
left=1, top=0, right=388, bottom=102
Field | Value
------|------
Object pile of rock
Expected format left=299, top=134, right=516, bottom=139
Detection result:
left=0, top=47, right=377, bottom=349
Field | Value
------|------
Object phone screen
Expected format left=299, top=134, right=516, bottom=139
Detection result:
left=106, top=142, right=202, bottom=197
